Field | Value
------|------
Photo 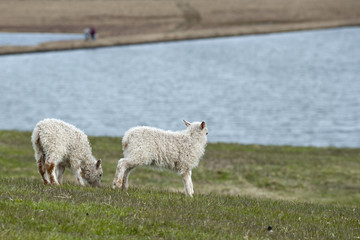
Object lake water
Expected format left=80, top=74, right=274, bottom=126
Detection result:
left=0, top=32, right=83, bottom=46
left=1, top=27, right=359, bottom=147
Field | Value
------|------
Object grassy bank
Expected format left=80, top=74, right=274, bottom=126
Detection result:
left=1, top=178, right=359, bottom=239
left=0, top=130, right=360, bottom=238
left=1, top=130, right=359, bottom=205
left=1, top=0, right=360, bottom=55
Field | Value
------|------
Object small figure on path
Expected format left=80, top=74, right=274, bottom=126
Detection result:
left=84, top=28, right=90, bottom=41
left=90, top=27, right=96, bottom=40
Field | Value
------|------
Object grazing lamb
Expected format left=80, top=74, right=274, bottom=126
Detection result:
left=31, top=118, right=103, bottom=187
left=113, top=120, right=208, bottom=197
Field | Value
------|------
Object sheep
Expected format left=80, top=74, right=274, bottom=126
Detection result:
left=113, top=120, right=208, bottom=197
left=31, top=118, right=103, bottom=187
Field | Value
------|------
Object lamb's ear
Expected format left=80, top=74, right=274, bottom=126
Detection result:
left=96, top=159, right=101, bottom=169
left=183, top=120, right=191, bottom=127
left=200, top=121, right=206, bottom=130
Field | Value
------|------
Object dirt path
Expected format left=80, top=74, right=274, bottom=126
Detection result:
left=1, top=0, right=360, bottom=55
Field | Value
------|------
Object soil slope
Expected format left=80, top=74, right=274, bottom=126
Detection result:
left=1, top=0, right=360, bottom=54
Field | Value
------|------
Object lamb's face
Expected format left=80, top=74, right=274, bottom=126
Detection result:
left=198, top=122, right=208, bottom=143
left=201, top=122, right=208, bottom=136
left=82, top=159, right=103, bottom=187
left=184, top=120, right=208, bottom=142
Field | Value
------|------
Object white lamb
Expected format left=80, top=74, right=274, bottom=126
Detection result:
left=113, top=120, right=208, bottom=197
left=31, top=118, right=103, bottom=187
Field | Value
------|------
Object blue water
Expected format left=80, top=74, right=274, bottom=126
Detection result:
left=1, top=27, right=360, bottom=147
left=0, top=32, right=83, bottom=46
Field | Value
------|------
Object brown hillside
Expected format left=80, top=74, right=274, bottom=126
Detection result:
left=1, top=0, right=360, bottom=54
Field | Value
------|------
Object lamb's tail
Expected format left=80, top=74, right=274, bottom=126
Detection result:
left=32, top=125, right=48, bottom=183
left=31, top=125, right=44, bottom=161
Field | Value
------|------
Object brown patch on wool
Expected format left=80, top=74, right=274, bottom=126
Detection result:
left=123, top=142, right=128, bottom=150
left=37, top=155, right=49, bottom=184
left=174, top=161, right=179, bottom=170
left=46, top=161, right=56, bottom=184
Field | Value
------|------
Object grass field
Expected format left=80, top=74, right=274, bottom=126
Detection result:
left=1, top=130, right=360, bottom=239
left=0, top=131, right=360, bottom=239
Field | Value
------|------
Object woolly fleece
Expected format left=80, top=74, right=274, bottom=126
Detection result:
left=113, top=120, right=208, bottom=196
left=31, top=118, right=102, bottom=187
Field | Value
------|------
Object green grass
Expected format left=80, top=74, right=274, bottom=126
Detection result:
left=1, top=130, right=360, bottom=239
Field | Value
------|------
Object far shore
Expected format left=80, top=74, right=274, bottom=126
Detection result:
left=1, top=0, right=360, bottom=55
left=1, top=20, right=360, bottom=56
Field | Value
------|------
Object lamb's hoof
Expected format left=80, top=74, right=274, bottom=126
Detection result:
left=113, top=183, right=121, bottom=190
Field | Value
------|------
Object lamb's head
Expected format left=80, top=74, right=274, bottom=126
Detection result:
left=81, top=159, right=103, bottom=187
left=183, top=120, right=208, bottom=143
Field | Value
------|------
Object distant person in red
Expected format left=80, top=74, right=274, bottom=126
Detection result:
left=90, top=27, right=96, bottom=40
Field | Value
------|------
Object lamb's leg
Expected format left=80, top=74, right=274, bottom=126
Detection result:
left=57, top=165, right=65, bottom=184
left=75, top=168, right=86, bottom=186
left=45, top=156, right=60, bottom=186
left=37, top=154, right=49, bottom=185
left=182, top=170, right=193, bottom=197
left=122, top=166, right=135, bottom=191
left=189, top=170, right=194, bottom=195
left=113, top=158, right=135, bottom=190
